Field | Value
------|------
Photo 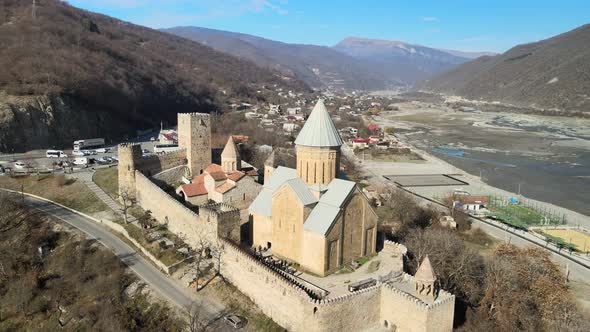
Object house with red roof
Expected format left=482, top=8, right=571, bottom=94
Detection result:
left=176, top=137, right=262, bottom=209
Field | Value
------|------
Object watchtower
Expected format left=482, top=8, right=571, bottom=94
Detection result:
left=178, top=113, right=211, bottom=177
left=118, top=143, right=143, bottom=198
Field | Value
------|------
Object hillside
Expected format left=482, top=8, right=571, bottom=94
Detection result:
left=420, top=24, right=590, bottom=113
left=0, top=0, right=308, bottom=151
left=162, top=26, right=397, bottom=91
left=332, top=37, right=472, bottom=84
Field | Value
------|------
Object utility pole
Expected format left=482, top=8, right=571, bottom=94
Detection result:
left=32, top=0, right=37, bottom=20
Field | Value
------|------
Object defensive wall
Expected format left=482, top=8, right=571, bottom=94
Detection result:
left=130, top=169, right=455, bottom=332
left=118, top=143, right=187, bottom=197
left=134, top=171, right=203, bottom=247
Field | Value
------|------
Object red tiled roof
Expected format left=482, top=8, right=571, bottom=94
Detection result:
left=181, top=183, right=208, bottom=197
left=462, top=196, right=489, bottom=204
left=192, top=173, right=206, bottom=184
left=216, top=182, right=235, bottom=194
left=227, top=171, right=246, bottom=181
left=209, top=171, right=227, bottom=181
left=204, top=164, right=224, bottom=174
left=352, top=138, right=370, bottom=143
left=203, top=164, right=227, bottom=181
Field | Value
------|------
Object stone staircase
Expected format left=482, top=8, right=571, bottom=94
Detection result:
left=75, top=170, right=137, bottom=223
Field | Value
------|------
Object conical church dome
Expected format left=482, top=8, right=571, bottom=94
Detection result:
left=295, top=99, right=343, bottom=147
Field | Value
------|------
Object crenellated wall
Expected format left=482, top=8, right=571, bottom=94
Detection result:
left=129, top=161, right=454, bottom=332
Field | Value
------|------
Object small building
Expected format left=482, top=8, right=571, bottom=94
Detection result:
left=369, top=135, right=380, bottom=144
left=439, top=216, right=457, bottom=229
left=176, top=137, right=262, bottom=209
left=460, top=196, right=489, bottom=213
left=283, top=123, right=299, bottom=134
left=351, top=138, right=370, bottom=149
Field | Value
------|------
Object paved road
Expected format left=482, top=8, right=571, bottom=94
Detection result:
left=343, top=145, right=590, bottom=282
left=469, top=216, right=590, bottom=281
left=18, top=194, right=231, bottom=329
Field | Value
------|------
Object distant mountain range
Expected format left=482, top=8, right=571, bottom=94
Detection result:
left=421, top=24, right=590, bottom=113
left=163, top=27, right=489, bottom=90
left=0, top=0, right=308, bottom=151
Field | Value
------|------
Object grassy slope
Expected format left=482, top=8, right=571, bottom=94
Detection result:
left=0, top=174, right=108, bottom=214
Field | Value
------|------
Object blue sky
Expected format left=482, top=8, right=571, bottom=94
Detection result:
left=69, top=0, right=589, bottom=52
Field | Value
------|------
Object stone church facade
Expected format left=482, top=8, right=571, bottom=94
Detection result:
left=250, top=100, right=378, bottom=276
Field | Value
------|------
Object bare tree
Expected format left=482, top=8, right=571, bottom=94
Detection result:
left=118, top=189, right=136, bottom=224
left=180, top=230, right=223, bottom=291
left=137, top=209, right=152, bottom=233
left=184, top=302, right=208, bottom=332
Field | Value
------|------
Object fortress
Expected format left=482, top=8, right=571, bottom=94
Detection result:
left=117, top=104, right=455, bottom=332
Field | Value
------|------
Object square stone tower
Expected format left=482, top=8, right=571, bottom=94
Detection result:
left=178, top=113, right=211, bottom=176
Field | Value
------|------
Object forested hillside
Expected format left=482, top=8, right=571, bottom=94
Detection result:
left=421, top=24, right=590, bottom=114
left=0, top=0, right=308, bottom=151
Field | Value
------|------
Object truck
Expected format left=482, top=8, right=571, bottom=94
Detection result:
left=73, top=138, right=105, bottom=151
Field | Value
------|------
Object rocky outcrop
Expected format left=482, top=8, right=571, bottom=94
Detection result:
left=0, top=93, right=127, bottom=152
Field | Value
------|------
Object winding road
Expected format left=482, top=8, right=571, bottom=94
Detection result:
left=10, top=192, right=231, bottom=329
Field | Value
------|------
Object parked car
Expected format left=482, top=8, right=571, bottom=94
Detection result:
left=223, top=315, right=246, bottom=329
left=72, top=150, right=85, bottom=156
left=14, top=161, right=27, bottom=169
left=150, top=136, right=156, bottom=141
left=95, top=148, right=109, bottom=153
left=111, top=156, right=119, bottom=162
left=104, top=157, right=114, bottom=163
left=96, top=157, right=108, bottom=164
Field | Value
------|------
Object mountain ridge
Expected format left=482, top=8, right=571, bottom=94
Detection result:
left=420, top=24, right=590, bottom=113
left=0, top=0, right=308, bottom=151
left=163, top=27, right=487, bottom=89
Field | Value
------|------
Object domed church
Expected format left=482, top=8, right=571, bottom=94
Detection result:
left=249, top=99, right=378, bottom=276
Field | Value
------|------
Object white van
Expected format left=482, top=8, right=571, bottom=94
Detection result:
left=46, top=150, right=67, bottom=158
left=73, top=157, right=88, bottom=166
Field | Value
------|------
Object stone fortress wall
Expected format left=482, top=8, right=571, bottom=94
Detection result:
left=132, top=170, right=455, bottom=331
left=117, top=111, right=454, bottom=332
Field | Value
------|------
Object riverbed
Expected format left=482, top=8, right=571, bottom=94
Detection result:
left=375, top=105, right=590, bottom=217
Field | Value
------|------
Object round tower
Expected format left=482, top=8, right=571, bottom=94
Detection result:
left=221, top=136, right=241, bottom=173
left=295, top=99, right=343, bottom=186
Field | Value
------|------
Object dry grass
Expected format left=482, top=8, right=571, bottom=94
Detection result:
left=0, top=174, right=108, bottom=214
left=543, top=229, right=590, bottom=252
left=93, top=167, right=119, bottom=198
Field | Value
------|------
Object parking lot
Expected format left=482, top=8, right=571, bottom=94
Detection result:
left=0, top=139, right=160, bottom=175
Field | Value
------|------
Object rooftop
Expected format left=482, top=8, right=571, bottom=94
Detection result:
left=294, top=99, right=343, bottom=148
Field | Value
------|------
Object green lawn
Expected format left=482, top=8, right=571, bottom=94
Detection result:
left=486, top=199, right=563, bottom=229
left=93, top=167, right=118, bottom=198
left=0, top=174, right=108, bottom=214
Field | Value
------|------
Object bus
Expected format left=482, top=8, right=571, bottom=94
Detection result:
left=348, top=278, right=377, bottom=292
left=46, top=150, right=67, bottom=158
left=154, top=144, right=181, bottom=154
left=73, top=138, right=105, bottom=151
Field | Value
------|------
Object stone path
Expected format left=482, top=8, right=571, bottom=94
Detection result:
left=73, top=170, right=137, bottom=223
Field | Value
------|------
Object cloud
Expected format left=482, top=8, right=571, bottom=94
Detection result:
left=421, top=16, right=438, bottom=22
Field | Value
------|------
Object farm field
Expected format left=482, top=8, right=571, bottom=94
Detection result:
left=543, top=229, right=590, bottom=253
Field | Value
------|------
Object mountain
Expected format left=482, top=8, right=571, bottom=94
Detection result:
left=332, top=37, right=473, bottom=84
left=420, top=24, right=590, bottom=113
left=0, top=0, right=308, bottom=152
left=163, top=27, right=487, bottom=90
left=437, top=49, right=498, bottom=59
left=162, top=26, right=398, bottom=91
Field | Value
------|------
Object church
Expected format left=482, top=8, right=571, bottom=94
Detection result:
left=249, top=99, right=378, bottom=276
